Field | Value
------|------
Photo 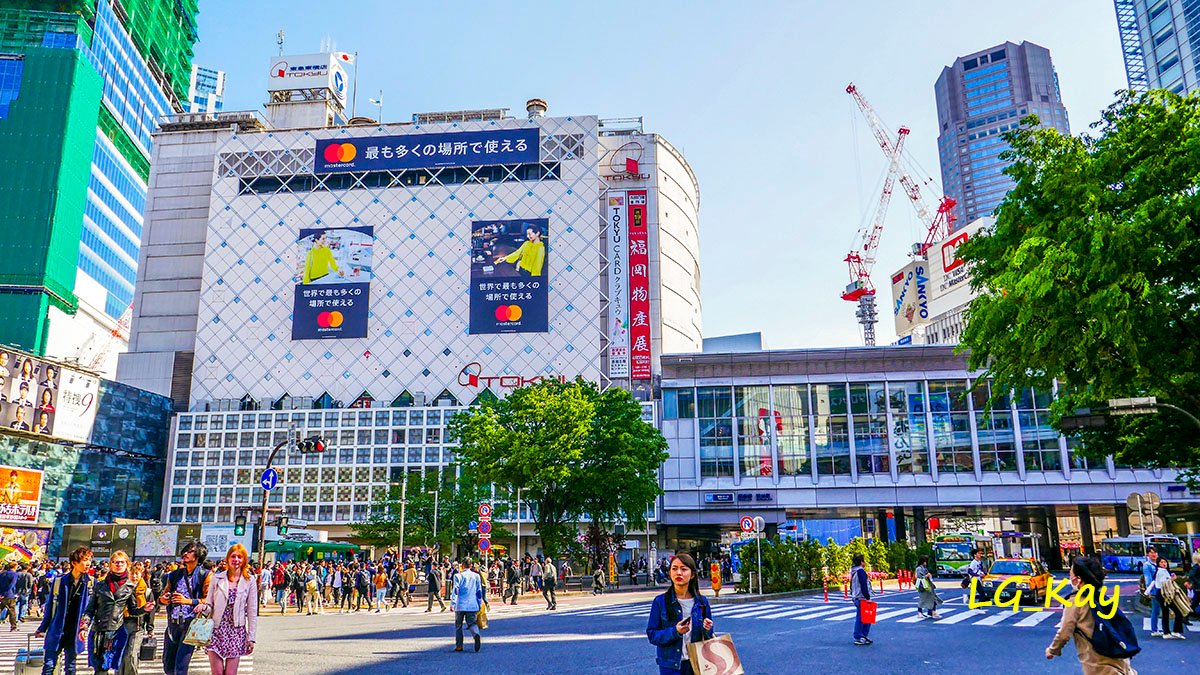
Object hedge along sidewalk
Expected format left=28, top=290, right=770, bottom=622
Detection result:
left=714, top=575, right=915, bottom=605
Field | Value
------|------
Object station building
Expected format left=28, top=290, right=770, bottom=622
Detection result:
left=658, top=345, right=1200, bottom=568
left=115, top=52, right=701, bottom=557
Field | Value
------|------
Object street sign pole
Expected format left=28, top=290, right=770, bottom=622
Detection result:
left=754, top=516, right=766, bottom=596
left=256, top=424, right=296, bottom=569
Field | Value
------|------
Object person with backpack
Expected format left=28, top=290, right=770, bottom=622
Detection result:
left=159, top=541, right=211, bottom=675
left=271, top=564, right=288, bottom=614
left=1046, top=555, right=1138, bottom=674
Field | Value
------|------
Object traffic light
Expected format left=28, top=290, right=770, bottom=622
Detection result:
left=298, top=435, right=327, bottom=454
left=278, top=516, right=289, bottom=535
left=233, top=513, right=247, bottom=537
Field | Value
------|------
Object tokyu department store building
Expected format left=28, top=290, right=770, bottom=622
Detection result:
left=116, top=62, right=701, bottom=553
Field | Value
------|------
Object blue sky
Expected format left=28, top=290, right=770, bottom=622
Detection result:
left=195, top=0, right=1126, bottom=349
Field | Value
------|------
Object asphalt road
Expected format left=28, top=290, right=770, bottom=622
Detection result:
left=5, top=582, right=1193, bottom=674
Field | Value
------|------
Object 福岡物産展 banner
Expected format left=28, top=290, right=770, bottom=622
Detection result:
left=469, top=219, right=550, bottom=334
left=314, top=128, right=539, bottom=173
left=0, top=349, right=98, bottom=443
left=0, top=465, right=43, bottom=525
left=627, top=190, right=652, bottom=380
left=607, top=192, right=630, bottom=378
left=292, top=226, right=374, bottom=340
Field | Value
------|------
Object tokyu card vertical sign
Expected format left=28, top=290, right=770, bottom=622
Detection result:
left=627, top=190, right=652, bottom=380
left=607, top=192, right=630, bottom=378
left=292, top=226, right=374, bottom=340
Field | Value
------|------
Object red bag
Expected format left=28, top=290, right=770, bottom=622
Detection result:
left=860, top=599, right=878, bottom=624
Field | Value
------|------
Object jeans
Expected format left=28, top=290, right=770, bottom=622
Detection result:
left=163, top=619, right=196, bottom=675
left=853, top=598, right=872, bottom=640
left=1149, top=591, right=1160, bottom=630
left=17, top=594, right=29, bottom=621
left=454, top=610, right=481, bottom=648
left=274, top=587, right=287, bottom=610
left=43, top=638, right=77, bottom=675
left=374, top=589, right=387, bottom=608
left=659, top=667, right=689, bottom=675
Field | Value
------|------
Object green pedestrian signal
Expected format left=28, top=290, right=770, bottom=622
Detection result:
left=233, top=513, right=247, bottom=537
left=278, top=516, right=289, bottom=535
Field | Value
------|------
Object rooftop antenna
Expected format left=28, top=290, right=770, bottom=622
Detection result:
left=276, top=29, right=285, bottom=56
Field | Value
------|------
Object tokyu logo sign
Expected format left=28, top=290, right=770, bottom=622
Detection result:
left=457, top=362, right=568, bottom=389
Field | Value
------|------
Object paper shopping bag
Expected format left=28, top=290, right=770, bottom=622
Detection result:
left=860, top=599, right=878, bottom=624
left=476, top=603, right=489, bottom=630
left=686, top=634, right=744, bottom=675
left=183, top=617, right=214, bottom=647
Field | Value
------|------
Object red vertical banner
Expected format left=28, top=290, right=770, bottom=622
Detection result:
left=627, top=190, right=652, bottom=380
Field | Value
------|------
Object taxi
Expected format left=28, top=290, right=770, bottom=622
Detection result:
left=976, top=558, right=1053, bottom=605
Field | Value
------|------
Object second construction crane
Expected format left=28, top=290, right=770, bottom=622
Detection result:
left=841, top=83, right=957, bottom=345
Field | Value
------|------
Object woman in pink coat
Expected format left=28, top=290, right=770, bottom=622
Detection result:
left=198, top=544, right=258, bottom=675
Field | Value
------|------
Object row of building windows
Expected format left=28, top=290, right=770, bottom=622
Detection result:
left=177, top=407, right=462, bottom=431
left=963, top=60, right=1009, bottom=80
left=963, top=71, right=1011, bottom=95
left=176, top=425, right=448, bottom=450
left=241, top=163, right=559, bottom=195
left=79, top=225, right=136, bottom=289
left=92, top=135, right=148, bottom=223
left=77, top=245, right=135, bottom=309
left=89, top=1, right=170, bottom=155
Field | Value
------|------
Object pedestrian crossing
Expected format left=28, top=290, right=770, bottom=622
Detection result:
left=0, top=622, right=255, bottom=675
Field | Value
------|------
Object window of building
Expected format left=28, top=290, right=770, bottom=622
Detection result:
left=850, top=383, right=889, bottom=474
left=699, top=417, right=734, bottom=478
left=972, top=380, right=1017, bottom=472
left=735, top=386, right=772, bottom=478
left=663, top=388, right=696, bottom=419
left=888, top=382, right=928, bottom=473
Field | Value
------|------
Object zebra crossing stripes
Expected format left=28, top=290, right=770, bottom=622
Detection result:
left=1141, top=617, right=1199, bottom=632
left=789, top=606, right=850, bottom=621
left=973, top=611, right=1016, bottom=626
left=1013, top=610, right=1058, bottom=627
left=872, top=607, right=920, bottom=622
left=898, top=608, right=958, bottom=623
left=934, top=609, right=988, bottom=624
left=756, top=606, right=834, bottom=620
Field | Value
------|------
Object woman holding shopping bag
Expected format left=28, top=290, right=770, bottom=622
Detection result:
left=914, top=555, right=943, bottom=619
left=646, top=554, right=715, bottom=675
left=198, top=544, right=258, bottom=675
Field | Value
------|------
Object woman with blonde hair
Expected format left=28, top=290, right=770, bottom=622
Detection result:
left=120, top=562, right=154, bottom=675
left=198, top=544, right=258, bottom=675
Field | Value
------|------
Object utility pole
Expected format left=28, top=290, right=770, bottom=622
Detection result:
left=429, top=489, right=440, bottom=551
left=515, top=487, right=522, bottom=559
left=398, top=474, right=407, bottom=564
left=256, top=424, right=297, bottom=569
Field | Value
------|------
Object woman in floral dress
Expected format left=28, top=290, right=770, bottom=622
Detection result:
left=198, top=544, right=258, bottom=675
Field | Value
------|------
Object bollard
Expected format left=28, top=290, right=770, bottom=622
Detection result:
left=878, top=575, right=884, bottom=595
left=842, top=580, right=849, bottom=600
left=823, top=577, right=829, bottom=603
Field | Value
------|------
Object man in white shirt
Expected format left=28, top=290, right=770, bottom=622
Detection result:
left=451, top=559, right=487, bottom=653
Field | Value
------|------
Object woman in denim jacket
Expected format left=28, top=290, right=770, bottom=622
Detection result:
left=646, top=554, right=715, bottom=675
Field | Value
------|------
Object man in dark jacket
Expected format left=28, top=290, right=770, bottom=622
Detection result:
left=159, top=541, right=209, bottom=675
left=35, top=546, right=94, bottom=675
left=0, top=562, right=18, bottom=630
left=15, top=563, right=34, bottom=622
left=505, top=561, right=521, bottom=605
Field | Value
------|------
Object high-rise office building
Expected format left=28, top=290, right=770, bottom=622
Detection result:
left=0, top=1, right=197, bottom=377
left=188, top=64, right=224, bottom=113
left=1114, top=0, right=1197, bottom=94
left=934, top=41, right=1070, bottom=227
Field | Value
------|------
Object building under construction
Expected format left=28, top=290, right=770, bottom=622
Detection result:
left=0, top=0, right=198, bottom=377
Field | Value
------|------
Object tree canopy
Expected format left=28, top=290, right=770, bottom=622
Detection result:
left=958, top=89, right=1200, bottom=481
left=448, top=379, right=668, bottom=558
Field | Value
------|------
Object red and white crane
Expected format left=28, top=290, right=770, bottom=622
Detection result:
left=841, top=83, right=958, bottom=345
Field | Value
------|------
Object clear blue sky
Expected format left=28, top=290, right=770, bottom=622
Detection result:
left=194, top=0, right=1126, bottom=349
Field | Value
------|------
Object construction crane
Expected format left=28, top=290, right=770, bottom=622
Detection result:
left=70, top=303, right=133, bottom=373
left=841, top=83, right=958, bottom=345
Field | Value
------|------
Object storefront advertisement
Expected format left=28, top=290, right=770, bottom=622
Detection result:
left=0, top=525, right=50, bottom=562
left=469, top=218, right=550, bottom=334
left=314, top=128, right=539, bottom=174
left=0, top=466, right=42, bottom=525
left=0, top=351, right=97, bottom=443
left=627, top=190, right=652, bottom=380
left=607, top=192, right=630, bottom=377
left=292, top=226, right=374, bottom=340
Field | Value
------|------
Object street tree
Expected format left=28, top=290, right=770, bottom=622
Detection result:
left=958, top=89, right=1200, bottom=482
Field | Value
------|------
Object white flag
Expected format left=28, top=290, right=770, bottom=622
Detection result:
left=334, top=52, right=355, bottom=65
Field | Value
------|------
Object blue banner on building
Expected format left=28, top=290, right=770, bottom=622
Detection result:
left=292, top=226, right=374, bottom=340
left=469, top=218, right=549, bottom=334
left=314, top=128, right=540, bottom=173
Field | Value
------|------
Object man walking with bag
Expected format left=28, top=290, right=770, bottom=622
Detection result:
left=450, top=559, right=487, bottom=653
left=850, top=553, right=873, bottom=646
left=158, top=541, right=210, bottom=675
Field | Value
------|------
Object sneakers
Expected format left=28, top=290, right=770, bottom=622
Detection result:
left=474, top=635, right=481, bottom=652
left=1164, top=633, right=1186, bottom=640
left=853, top=638, right=869, bottom=646
left=1151, top=631, right=1163, bottom=637
left=863, top=637, right=873, bottom=644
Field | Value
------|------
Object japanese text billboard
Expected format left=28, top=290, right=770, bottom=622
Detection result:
left=627, top=190, right=652, bottom=380
left=607, top=192, right=630, bottom=378
left=314, top=128, right=539, bottom=173
left=0, top=466, right=43, bottom=525
left=890, top=260, right=929, bottom=337
left=469, top=218, right=550, bottom=334
left=292, top=227, right=374, bottom=340
left=0, top=350, right=98, bottom=442
left=928, top=217, right=991, bottom=318
left=268, top=52, right=348, bottom=104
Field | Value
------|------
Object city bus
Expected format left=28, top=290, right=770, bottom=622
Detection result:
left=1099, top=535, right=1187, bottom=573
left=932, top=533, right=993, bottom=576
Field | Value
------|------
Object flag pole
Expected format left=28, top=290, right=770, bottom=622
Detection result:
left=351, top=51, right=359, bottom=119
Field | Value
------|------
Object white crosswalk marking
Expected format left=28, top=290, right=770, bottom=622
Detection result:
left=974, top=611, right=1018, bottom=626
left=873, top=607, right=919, bottom=622
left=790, top=606, right=851, bottom=621
left=1013, top=610, right=1057, bottom=627
left=898, top=608, right=957, bottom=623
left=822, top=610, right=860, bottom=621
left=712, top=605, right=788, bottom=619
left=935, top=609, right=987, bottom=624
left=756, top=606, right=836, bottom=620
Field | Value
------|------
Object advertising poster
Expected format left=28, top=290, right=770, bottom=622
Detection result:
left=0, top=525, right=50, bottom=563
left=314, top=128, right=539, bottom=173
left=201, top=524, right=255, bottom=557
left=292, top=226, right=374, bottom=340
left=135, top=524, right=179, bottom=558
left=890, top=260, right=929, bottom=337
left=928, top=217, right=990, bottom=318
left=469, top=218, right=550, bottom=334
left=607, top=192, right=630, bottom=378
left=176, top=524, right=203, bottom=554
left=627, top=190, right=652, bottom=380
left=0, top=466, right=42, bottom=525
left=0, top=351, right=98, bottom=442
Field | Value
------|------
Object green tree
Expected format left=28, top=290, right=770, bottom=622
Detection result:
left=867, top=539, right=890, bottom=574
left=958, top=90, right=1200, bottom=483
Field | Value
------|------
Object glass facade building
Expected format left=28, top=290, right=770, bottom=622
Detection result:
left=933, top=41, right=1070, bottom=227
left=1115, top=0, right=1200, bottom=93
left=187, top=64, right=224, bottom=113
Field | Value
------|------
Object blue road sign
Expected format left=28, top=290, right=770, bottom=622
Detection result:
left=469, top=520, right=478, bottom=532
left=479, top=521, right=492, bottom=535
left=261, top=468, right=279, bottom=492
left=478, top=538, right=491, bottom=552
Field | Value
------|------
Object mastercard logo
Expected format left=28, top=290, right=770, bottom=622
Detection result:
left=494, top=305, right=523, bottom=322
left=323, top=143, right=357, bottom=163
left=317, top=311, right=344, bottom=328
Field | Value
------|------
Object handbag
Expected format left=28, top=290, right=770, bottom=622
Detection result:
left=686, top=634, right=744, bottom=675
left=860, top=599, right=878, bottom=624
left=139, top=635, right=158, bottom=661
left=182, top=617, right=214, bottom=647
left=475, top=602, right=489, bottom=630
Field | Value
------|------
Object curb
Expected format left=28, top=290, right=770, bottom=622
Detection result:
left=708, top=588, right=824, bottom=605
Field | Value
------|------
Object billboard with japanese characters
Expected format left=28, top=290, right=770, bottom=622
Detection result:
left=627, top=190, right=652, bottom=380
left=0, top=350, right=98, bottom=443
left=292, top=226, right=374, bottom=340
left=314, top=128, right=539, bottom=173
left=0, top=466, right=43, bottom=525
left=469, top=218, right=550, bottom=334
left=606, top=192, right=630, bottom=378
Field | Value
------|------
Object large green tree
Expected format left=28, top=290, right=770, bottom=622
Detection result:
left=958, top=89, right=1200, bottom=482
left=448, top=379, right=668, bottom=559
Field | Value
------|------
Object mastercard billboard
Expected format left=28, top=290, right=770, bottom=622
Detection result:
left=469, top=218, right=550, bottom=334
left=292, top=226, right=374, bottom=340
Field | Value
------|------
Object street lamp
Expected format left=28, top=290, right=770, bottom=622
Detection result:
left=428, top=489, right=439, bottom=547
